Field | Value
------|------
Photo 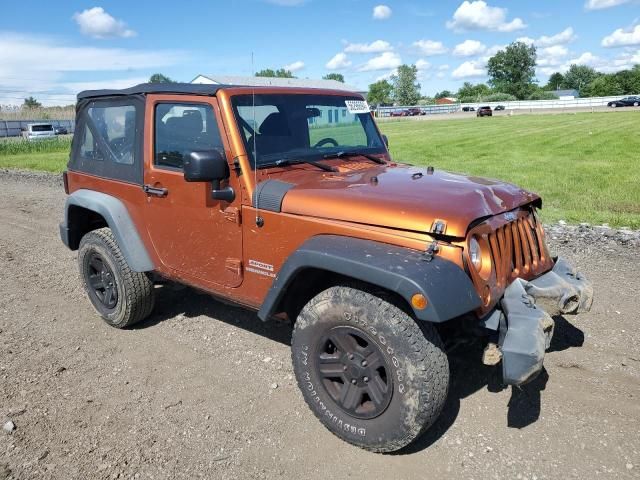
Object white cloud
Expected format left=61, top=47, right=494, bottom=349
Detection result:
left=344, top=40, right=393, bottom=53
left=0, top=32, right=183, bottom=105
left=516, top=36, right=535, bottom=45
left=413, top=40, right=448, bottom=56
left=375, top=69, right=397, bottom=82
left=452, top=60, right=486, bottom=78
left=72, top=7, right=136, bottom=39
left=373, top=5, right=392, bottom=20
left=438, top=64, right=450, bottom=71
left=537, top=27, right=577, bottom=47
left=447, top=1, right=526, bottom=33
left=325, top=52, right=351, bottom=70
left=537, top=45, right=569, bottom=67
left=283, top=60, right=305, bottom=72
left=416, top=59, right=431, bottom=70
left=602, top=24, right=640, bottom=47
left=358, top=52, right=402, bottom=71
left=585, top=0, right=630, bottom=10
left=453, top=39, right=486, bottom=57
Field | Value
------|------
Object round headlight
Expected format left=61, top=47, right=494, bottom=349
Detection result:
left=469, top=236, right=482, bottom=270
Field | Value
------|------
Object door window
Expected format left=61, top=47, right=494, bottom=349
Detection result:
left=70, top=98, right=143, bottom=183
left=154, top=103, right=223, bottom=170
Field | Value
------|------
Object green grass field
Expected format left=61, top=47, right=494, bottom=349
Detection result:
left=1, top=112, right=638, bottom=227
left=379, top=112, right=640, bottom=228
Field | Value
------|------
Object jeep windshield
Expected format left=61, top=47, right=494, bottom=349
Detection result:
left=231, top=93, right=386, bottom=168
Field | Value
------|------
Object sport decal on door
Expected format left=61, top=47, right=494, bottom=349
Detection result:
left=246, top=259, right=276, bottom=278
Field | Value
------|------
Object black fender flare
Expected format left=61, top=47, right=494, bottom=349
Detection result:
left=60, top=189, right=154, bottom=272
left=257, top=235, right=481, bottom=323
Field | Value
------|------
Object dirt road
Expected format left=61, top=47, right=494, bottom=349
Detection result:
left=1, top=171, right=639, bottom=480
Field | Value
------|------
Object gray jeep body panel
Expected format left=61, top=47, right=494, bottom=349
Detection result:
left=257, top=235, right=481, bottom=323
left=60, top=189, right=154, bottom=272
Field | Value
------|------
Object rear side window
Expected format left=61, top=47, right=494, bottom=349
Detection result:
left=32, top=124, right=53, bottom=132
left=154, top=103, right=223, bottom=170
left=70, top=97, right=143, bottom=183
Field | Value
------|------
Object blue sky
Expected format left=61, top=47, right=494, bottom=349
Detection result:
left=1, top=0, right=639, bottom=105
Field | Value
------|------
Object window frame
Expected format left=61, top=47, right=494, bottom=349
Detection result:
left=152, top=100, right=224, bottom=172
left=69, top=96, right=144, bottom=185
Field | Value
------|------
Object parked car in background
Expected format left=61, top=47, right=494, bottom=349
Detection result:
left=390, top=109, right=408, bottom=117
left=21, top=123, right=56, bottom=140
left=477, top=106, right=492, bottom=117
left=607, top=96, right=640, bottom=108
left=494, top=105, right=506, bottom=111
left=54, top=125, right=68, bottom=135
left=406, top=107, right=424, bottom=116
left=462, top=106, right=475, bottom=112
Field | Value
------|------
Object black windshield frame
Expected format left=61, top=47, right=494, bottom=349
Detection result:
left=230, top=93, right=386, bottom=169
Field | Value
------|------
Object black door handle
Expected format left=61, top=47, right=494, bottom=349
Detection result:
left=143, top=184, right=168, bottom=197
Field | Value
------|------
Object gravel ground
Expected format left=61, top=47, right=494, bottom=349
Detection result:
left=1, top=170, right=639, bottom=480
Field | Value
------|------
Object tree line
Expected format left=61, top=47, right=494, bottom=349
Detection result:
left=367, top=41, right=640, bottom=106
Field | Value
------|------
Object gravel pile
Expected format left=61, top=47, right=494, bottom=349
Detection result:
left=546, top=221, right=640, bottom=248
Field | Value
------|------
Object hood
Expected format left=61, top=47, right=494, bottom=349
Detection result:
left=274, top=163, right=540, bottom=238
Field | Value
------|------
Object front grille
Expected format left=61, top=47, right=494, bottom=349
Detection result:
left=487, top=211, right=549, bottom=288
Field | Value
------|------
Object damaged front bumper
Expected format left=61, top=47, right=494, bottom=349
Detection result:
left=484, top=257, right=593, bottom=386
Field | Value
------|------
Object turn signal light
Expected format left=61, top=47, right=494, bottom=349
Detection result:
left=411, top=293, right=428, bottom=310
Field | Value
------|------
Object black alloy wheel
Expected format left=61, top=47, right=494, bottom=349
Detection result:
left=86, top=252, right=118, bottom=309
left=315, top=326, right=393, bottom=419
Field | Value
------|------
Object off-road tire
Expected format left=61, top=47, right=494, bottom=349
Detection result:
left=78, top=228, right=155, bottom=328
left=291, top=286, right=449, bottom=453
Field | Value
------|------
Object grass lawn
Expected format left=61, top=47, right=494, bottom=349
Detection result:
left=1, top=112, right=638, bottom=227
left=380, top=111, right=640, bottom=228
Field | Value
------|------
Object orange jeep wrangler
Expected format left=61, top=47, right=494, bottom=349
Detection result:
left=60, top=83, right=593, bottom=452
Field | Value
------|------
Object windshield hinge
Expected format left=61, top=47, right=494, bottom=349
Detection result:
left=423, top=241, right=440, bottom=262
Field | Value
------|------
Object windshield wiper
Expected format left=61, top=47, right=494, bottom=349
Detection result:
left=323, top=150, right=386, bottom=165
left=270, top=158, right=338, bottom=172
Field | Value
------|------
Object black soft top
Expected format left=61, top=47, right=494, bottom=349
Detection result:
left=77, top=83, right=232, bottom=100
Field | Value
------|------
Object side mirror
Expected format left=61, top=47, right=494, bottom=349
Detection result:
left=184, top=150, right=235, bottom=202
left=382, top=134, right=389, bottom=148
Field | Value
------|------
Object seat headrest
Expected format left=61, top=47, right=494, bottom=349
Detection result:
left=259, top=112, right=290, bottom=136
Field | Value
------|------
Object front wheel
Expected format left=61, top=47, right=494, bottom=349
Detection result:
left=634, top=102, right=639, bottom=107
left=78, top=228, right=155, bottom=328
left=291, top=286, right=449, bottom=453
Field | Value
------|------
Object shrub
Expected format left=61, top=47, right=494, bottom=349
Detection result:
left=482, top=93, right=517, bottom=102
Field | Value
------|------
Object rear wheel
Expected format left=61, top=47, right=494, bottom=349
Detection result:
left=78, top=228, right=155, bottom=328
left=634, top=102, right=639, bottom=107
left=291, top=286, right=449, bottom=453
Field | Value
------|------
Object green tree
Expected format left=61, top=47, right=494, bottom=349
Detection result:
left=367, top=79, right=393, bottom=105
left=483, top=92, right=517, bottom=102
left=434, top=90, right=453, bottom=99
left=391, top=64, right=421, bottom=105
left=322, top=73, right=345, bottom=83
left=561, top=64, right=599, bottom=93
left=545, top=72, right=564, bottom=91
left=23, top=96, right=42, bottom=109
left=418, top=96, right=435, bottom=105
left=613, top=68, right=640, bottom=95
left=487, top=41, right=537, bottom=100
left=528, top=88, right=559, bottom=100
left=149, top=73, right=174, bottom=83
left=255, top=68, right=295, bottom=78
left=582, top=75, right=623, bottom=97
left=456, top=82, right=491, bottom=102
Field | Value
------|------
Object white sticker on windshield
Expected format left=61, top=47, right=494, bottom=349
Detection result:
left=345, top=100, right=370, bottom=114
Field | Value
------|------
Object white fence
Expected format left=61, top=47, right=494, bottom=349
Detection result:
left=0, top=119, right=75, bottom=138
left=377, top=94, right=638, bottom=118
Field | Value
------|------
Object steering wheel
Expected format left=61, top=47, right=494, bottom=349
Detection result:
left=314, top=137, right=339, bottom=148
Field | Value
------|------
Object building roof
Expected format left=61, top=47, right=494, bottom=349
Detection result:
left=77, top=83, right=228, bottom=100
left=192, top=74, right=365, bottom=94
